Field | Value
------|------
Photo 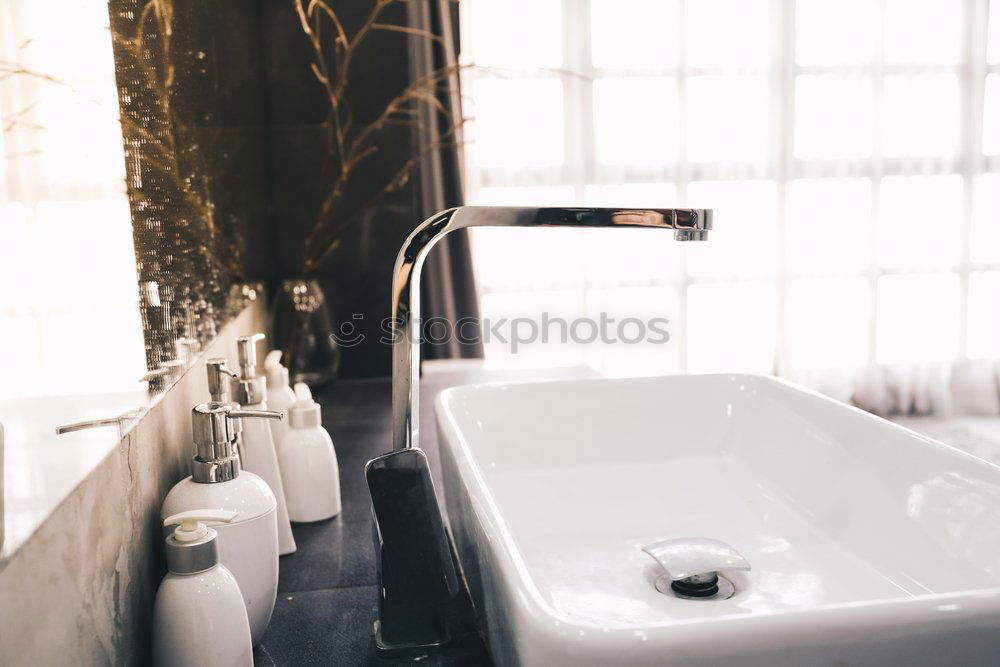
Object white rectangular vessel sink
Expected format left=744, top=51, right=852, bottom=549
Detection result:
left=435, top=374, right=1000, bottom=666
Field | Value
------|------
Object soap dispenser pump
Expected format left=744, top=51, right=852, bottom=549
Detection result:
left=277, top=382, right=341, bottom=522
left=264, top=350, right=296, bottom=450
left=153, top=510, right=252, bottom=667
left=232, top=334, right=296, bottom=556
left=161, top=359, right=282, bottom=646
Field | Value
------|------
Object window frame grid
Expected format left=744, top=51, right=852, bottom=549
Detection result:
left=462, top=0, right=1000, bottom=371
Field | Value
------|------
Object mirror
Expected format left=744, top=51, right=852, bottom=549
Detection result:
left=1, top=2, right=144, bottom=402
left=0, top=0, right=256, bottom=557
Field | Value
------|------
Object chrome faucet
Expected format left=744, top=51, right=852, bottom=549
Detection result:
left=366, top=206, right=712, bottom=655
left=388, top=206, right=712, bottom=452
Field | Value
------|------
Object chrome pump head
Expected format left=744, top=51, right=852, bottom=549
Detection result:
left=192, top=357, right=282, bottom=484
left=190, top=403, right=281, bottom=483
left=232, top=333, right=267, bottom=406
left=206, top=358, right=236, bottom=404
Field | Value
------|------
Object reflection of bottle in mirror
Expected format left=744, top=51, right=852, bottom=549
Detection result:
left=153, top=510, right=252, bottom=666
left=232, top=334, right=296, bottom=556
left=161, top=361, right=279, bottom=646
left=140, top=281, right=172, bottom=392
left=264, top=350, right=296, bottom=451
left=278, top=383, right=341, bottom=522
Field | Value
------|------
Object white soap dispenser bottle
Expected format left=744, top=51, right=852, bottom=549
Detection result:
left=153, top=510, right=252, bottom=667
left=277, top=383, right=341, bottom=522
left=264, top=349, right=296, bottom=451
left=232, top=334, right=296, bottom=556
left=161, top=359, right=280, bottom=646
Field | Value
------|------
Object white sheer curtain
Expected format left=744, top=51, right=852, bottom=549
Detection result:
left=0, top=1, right=144, bottom=399
left=460, top=0, right=1000, bottom=416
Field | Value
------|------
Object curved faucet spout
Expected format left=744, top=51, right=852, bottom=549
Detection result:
left=390, top=205, right=713, bottom=451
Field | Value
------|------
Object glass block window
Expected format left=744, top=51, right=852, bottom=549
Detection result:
left=461, top=0, right=1000, bottom=377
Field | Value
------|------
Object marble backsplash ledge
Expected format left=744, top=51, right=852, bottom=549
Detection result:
left=0, top=300, right=267, bottom=666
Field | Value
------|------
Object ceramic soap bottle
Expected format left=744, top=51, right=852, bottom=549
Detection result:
left=153, top=510, right=252, bottom=667
left=161, top=359, right=281, bottom=646
left=232, top=334, right=296, bottom=556
left=277, top=383, right=341, bottom=522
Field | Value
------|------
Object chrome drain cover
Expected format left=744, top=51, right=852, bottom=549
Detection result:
left=654, top=573, right=736, bottom=600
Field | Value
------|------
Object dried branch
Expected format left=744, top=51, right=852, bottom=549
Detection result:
left=369, top=23, right=445, bottom=45
left=295, top=0, right=470, bottom=274
left=0, top=62, right=69, bottom=87
left=1, top=102, right=42, bottom=134
left=0, top=65, right=68, bottom=138
left=306, top=65, right=463, bottom=232
left=303, top=121, right=467, bottom=274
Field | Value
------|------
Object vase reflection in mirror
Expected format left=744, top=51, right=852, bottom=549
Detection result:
left=269, top=280, right=341, bottom=389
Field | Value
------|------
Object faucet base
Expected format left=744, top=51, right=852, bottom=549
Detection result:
left=372, top=620, right=449, bottom=658
left=366, top=448, right=460, bottom=654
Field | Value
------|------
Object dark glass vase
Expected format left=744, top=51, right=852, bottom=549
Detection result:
left=270, top=279, right=341, bottom=389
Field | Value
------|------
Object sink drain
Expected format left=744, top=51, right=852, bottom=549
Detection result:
left=654, top=572, right=737, bottom=601
left=642, top=537, right=749, bottom=602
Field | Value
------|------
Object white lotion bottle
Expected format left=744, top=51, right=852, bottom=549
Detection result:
left=277, top=383, right=341, bottom=522
left=264, top=349, right=296, bottom=451
left=232, top=334, right=296, bottom=556
left=153, top=510, right=252, bottom=667
left=161, top=360, right=280, bottom=646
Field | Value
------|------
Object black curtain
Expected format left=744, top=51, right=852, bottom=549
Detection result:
left=408, top=0, right=484, bottom=361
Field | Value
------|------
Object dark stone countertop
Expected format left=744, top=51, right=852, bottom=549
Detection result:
left=253, top=364, right=593, bottom=667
